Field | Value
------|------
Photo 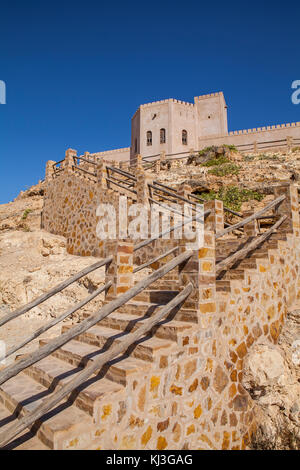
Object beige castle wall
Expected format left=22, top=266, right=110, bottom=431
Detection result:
left=198, top=121, right=300, bottom=151
left=138, top=101, right=170, bottom=159
left=130, top=93, right=229, bottom=162
left=69, top=93, right=300, bottom=164
left=131, top=109, right=141, bottom=157
left=195, top=92, right=228, bottom=138
left=92, top=147, right=130, bottom=163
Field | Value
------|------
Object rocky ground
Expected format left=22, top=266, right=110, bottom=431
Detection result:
left=153, top=146, right=300, bottom=193
left=0, top=147, right=299, bottom=447
left=0, top=183, right=106, bottom=365
left=243, top=310, right=300, bottom=450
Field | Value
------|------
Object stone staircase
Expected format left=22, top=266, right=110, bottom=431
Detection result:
left=216, top=232, right=288, bottom=292
left=0, top=273, right=195, bottom=450
left=0, top=229, right=290, bottom=449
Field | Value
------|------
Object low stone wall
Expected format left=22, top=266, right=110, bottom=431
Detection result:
left=96, top=222, right=300, bottom=450
left=198, top=122, right=300, bottom=152
left=43, top=153, right=300, bottom=449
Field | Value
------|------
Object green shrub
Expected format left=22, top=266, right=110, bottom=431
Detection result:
left=243, top=155, right=255, bottom=161
left=224, top=144, right=238, bottom=152
left=208, top=163, right=240, bottom=177
left=194, top=186, right=264, bottom=211
left=22, top=209, right=32, bottom=220
left=292, top=146, right=300, bottom=153
left=258, top=154, right=281, bottom=161
left=198, top=146, right=215, bottom=157
left=202, top=155, right=230, bottom=167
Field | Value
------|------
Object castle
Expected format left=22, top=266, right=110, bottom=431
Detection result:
left=93, top=91, right=300, bottom=164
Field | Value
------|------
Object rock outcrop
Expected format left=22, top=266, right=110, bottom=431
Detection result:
left=242, top=311, right=300, bottom=450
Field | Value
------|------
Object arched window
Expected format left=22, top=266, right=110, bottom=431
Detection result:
left=182, top=130, right=188, bottom=145
left=147, top=131, right=152, bottom=146
left=134, top=138, right=138, bottom=153
left=160, top=128, right=166, bottom=144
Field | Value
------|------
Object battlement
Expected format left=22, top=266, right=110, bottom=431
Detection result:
left=92, top=147, right=130, bottom=156
left=139, top=98, right=194, bottom=109
left=228, top=121, right=300, bottom=135
left=194, top=91, right=224, bottom=101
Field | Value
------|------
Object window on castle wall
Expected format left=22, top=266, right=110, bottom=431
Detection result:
left=160, top=128, right=166, bottom=144
left=135, top=139, right=137, bottom=153
left=147, top=131, right=152, bottom=146
left=182, top=130, right=188, bottom=145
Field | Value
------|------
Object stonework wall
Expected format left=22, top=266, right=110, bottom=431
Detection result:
left=90, top=228, right=300, bottom=450
left=42, top=165, right=137, bottom=258
left=42, top=158, right=300, bottom=449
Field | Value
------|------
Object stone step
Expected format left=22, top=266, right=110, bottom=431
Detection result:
left=230, top=259, right=257, bottom=269
left=93, top=312, right=193, bottom=341
left=133, top=290, right=179, bottom=303
left=39, top=339, right=151, bottom=386
left=23, top=355, right=124, bottom=418
left=61, top=324, right=173, bottom=362
left=216, top=280, right=231, bottom=292
left=216, top=237, right=281, bottom=262
left=146, top=280, right=180, bottom=290
left=223, top=269, right=245, bottom=280
left=0, top=373, right=96, bottom=450
left=117, top=300, right=164, bottom=317
left=0, top=402, right=49, bottom=450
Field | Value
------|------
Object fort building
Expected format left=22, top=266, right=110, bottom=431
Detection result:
left=93, top=92, right=300, bottom=164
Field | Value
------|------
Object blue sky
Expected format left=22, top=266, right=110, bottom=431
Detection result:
left=0, top=0, right=299, bottom=203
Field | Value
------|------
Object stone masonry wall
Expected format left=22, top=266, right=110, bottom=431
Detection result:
left=90, top=226, right=300, bottom=450
left=42, top=156, right=300, bottom=449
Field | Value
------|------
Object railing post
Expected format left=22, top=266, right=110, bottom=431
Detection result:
left=287, top=136, right=293, bottom=151
left=64, top=148, right=77, bottom=172
left=160, top=151, right=166, bottom=163
left=253, top=141, right=258, bottom=153
left=204, top=200, right=224, bottom=233
left=243, top=209, right=258, bottom=237
left=96, top=158, right=107, bottom=195
left=179, top=230, right=216, bottom=326
left=273, top=183, right=300, bottom=237
left=136, top=155, right=149, bottom=205
left=154, top=159, right=160, bottom=174
left=104, top=240, right=134, bottom=302
left=177, top=182, right=190, bottom=201
left=45, top=161, right=56, bottom=181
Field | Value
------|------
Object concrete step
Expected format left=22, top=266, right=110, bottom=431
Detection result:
left=0, top=402, right=49, bottom=450
left=94, top=312, right=193, bottom=342
left=0, top=373, right=96, bottom=450
left=39, top=339, right=151, bottom=386
left=61, top=324, right=173, bottom=363
left=23, top=355, right=124, bottom=418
